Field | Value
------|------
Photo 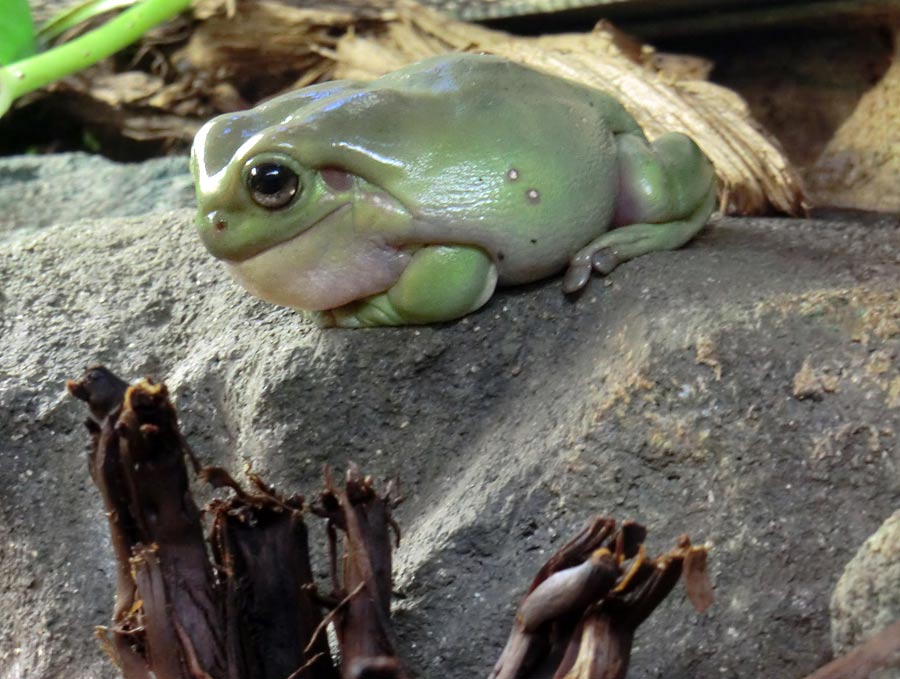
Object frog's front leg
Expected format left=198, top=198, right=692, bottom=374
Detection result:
left=320, top=244, right=498, bottom=327
left=563, top=132, right=717, bottom=293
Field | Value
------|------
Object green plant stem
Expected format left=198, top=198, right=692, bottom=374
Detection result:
left=0, top=0, right=189, bottom=116
left=38, top=0, right=143, bottom=46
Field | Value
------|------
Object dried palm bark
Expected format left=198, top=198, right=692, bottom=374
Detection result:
left=67, top=368, right=227, bottom=679
left=67, top=368, right=334, bottom=679
left=490, top=518, right=713, bottom=679
left=67, top=365, right=408, bottom=679
left=182, top=0, right=806, bottom=214
left=183, top=0, right=390, bottom=94
left=312, top=467, right=409, bottom=679
left=206, top=468, right=338, bottom=679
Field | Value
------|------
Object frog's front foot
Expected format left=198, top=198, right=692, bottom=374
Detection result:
left=315, top=295, right=407, bottom=328
left=311, top=244, right=498, bottom=327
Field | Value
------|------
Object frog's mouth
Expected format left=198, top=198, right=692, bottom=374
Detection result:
left=224, top=204, right=411, bottom=311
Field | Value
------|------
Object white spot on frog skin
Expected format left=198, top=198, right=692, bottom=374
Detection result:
left=525, top=188, right=540, bottom=204
left=506, top=168, right=520, bottom=181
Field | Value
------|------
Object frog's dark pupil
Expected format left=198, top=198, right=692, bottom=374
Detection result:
left=247, top=162, right=300, bottom=209
left=249, top=163, right=293, bottom=195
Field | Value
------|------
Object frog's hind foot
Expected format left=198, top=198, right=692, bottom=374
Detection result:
left=562, top=184, right=717, bottom=294
left=561, top=249, right=623, bottom=295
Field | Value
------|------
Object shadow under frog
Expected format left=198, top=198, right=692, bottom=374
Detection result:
left=191, top=53, right=717, bottom=328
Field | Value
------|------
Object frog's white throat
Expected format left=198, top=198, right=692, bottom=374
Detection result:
left=225, top=222, right=411, bottom=312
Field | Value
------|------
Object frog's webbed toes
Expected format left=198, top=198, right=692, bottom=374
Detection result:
left=591, top=248, right=621, bottom=276
left=562, top=255, right=593, bottom=294
left=562, top=247, right=623, bottom=294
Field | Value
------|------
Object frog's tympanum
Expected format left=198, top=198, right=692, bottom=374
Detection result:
left=191, top=54, right=717, bottom=327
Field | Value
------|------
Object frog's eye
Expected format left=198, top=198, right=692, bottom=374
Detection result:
left=246, top=162, right=300, bottom=209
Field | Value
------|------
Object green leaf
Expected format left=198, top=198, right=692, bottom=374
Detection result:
left=0, top=0, right=37, bottom=65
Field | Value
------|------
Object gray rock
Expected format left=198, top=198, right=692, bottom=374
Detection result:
left=0, top=152, right=193, bottom=244
left=0, top=152, right=899, bottom=679
left=831, top=510, right=900, bottom=677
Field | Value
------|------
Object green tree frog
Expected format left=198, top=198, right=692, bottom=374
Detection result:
left=191, top=53, right=717, bottom=327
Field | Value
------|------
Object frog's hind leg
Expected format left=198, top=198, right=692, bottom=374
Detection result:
left=563, top=132, right=718, bottom=293
left=324, top=244, right=498, bottom=327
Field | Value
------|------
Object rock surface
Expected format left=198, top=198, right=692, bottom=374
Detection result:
left=0, top=152, right=194, bottom=243
left=0, top=153, right=899, bottom=679
left=831, top=509, right=900, bottom=677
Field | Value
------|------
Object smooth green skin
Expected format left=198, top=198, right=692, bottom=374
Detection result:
left=191, top=53, right=717, bottom=327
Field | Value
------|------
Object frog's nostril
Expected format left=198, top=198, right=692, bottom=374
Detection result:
left=204, top=210, right=228, bottom=233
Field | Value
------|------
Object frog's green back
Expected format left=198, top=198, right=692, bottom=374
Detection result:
left=261, top=54, right=637, bottom=281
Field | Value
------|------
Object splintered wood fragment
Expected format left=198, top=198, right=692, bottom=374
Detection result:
left=116, top=381, right=226, bottom=676
left=67, top=366, right=130, bottom=426
left=518, top=550, right=619, bottom=632
left=491, top=518, right=617, bottom=679
left=83, top=406, right=139, bottom=621
left=800, top=619, right=900, bottom=679
left=681, top=544, right=714, bottom=613
left=527, top=517, right=617, bottom=594
left=70, top=367, right=226, bottom=679
left=553, top=613, right=631, bottom=679
left=490, top=517, right=713, bottom=679
left=313, top=466, right=409, bottom=679
left=131, top=547, right=188, bottom=679
left=612, top=521, right=647, bottom=563
left=209, top=467, right=337, bottom=679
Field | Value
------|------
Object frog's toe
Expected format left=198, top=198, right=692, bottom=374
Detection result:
left=563, top=247, right=620, bottom=294
left=562, top=256, right=593, bottom=294
left=591, top=248, right=621, bottom=275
